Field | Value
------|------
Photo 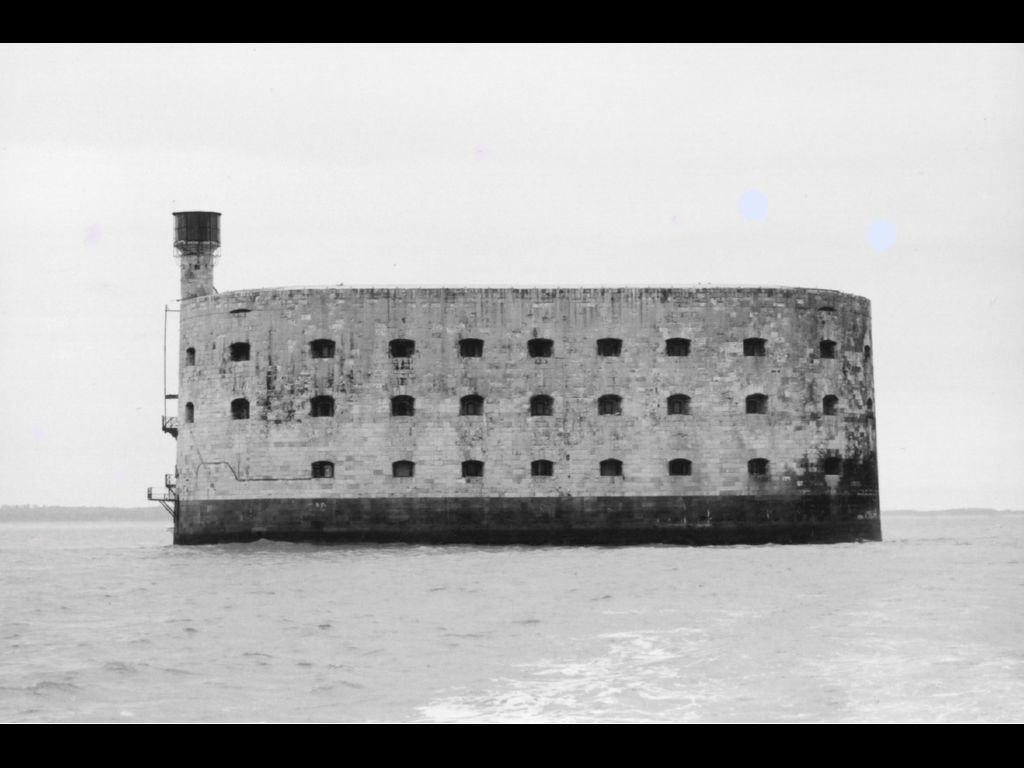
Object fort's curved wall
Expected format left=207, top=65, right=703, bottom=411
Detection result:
left=173, top=286, right=879, bottom=544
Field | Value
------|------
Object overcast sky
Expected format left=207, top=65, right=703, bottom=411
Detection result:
left=1, top=44, right=1022, bottom=510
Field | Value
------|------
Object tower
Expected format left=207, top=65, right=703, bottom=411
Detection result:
left=173, top=211, right=221, bottom=299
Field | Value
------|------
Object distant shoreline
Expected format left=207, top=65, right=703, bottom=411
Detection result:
left=0, top=506, right=1020, bottom=522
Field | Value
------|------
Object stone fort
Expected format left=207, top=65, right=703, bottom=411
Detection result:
left=151, top=211, right=881, bottom=545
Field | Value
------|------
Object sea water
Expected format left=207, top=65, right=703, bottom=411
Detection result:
left=1, top=512, right=1022, bottom=722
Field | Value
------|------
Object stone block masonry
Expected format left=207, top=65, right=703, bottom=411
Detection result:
left=170, top=283, right=879, bottom=545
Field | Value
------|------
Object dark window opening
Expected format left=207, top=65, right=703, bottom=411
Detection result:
left=229, top=342, right=250, bottom=361
left=864, top=344, right=872, bottom=360
left=390, top=339, right=415, bottom=358
left=184, top=402, right=194, bottom=423
left=231, top=398, right=249, bottom=420
left=310, top=395, right=335, bottom=417
left=667, top=394, right=691, bottom=415
left=746, top=393, right=768, bottom=414
left=391, top=395, right=415, bottom=416
left=666, top=337, right=691, bottom=357
left=459, top=338, right=483, bottom=357
left=229, top=308, right=251, bottom=315
left=531, top=460, right=553, bottom=477
left=820, top=340, right=837, bottom=359
left=530, top=395, right=553, bottom=416
left=668, top=458, right=692, bottom=476
left=392, top=460, right=415, bottom=478
left=185, top=347, right=195, bottom=366
left=311, top=461, right=334, bottom=479
left=462, top=460, right=484, bottom=478
left=600, top=459, right=623, bottom=477
left=460, top=395, right=484, bottom=416
left=748, top=458, right=769, bottom=477
left=598, top=394, right=622, bottom=415
left=823, top=395, right=838, bottom=416
left=867, top=398, right=874, bottom=411
left=528, top=338, right=553, bottom=357
left=817, top=306, right=836, bottom=313
left=597, top=338, right=622, bottom=356
left=743, top=338, right=766, bottom=357
left=310, top=339, right=335, bottom=359
left=823, top=457, right=842, bottom=475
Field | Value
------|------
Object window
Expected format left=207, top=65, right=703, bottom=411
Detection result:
left=530, top=395, right=553, bottom=416
left=820, top=340, right=837, bottom=359
left=665, top=338, right=691, bottom=356
left=597, top=395, right=622, bottom=415
left=185, top=347, right=195, bottom=366
left=184, top=402, right=194, bottom=423
left=310, top=339, right=335, bottom=359
left=748, top=458, right=769, bottom=477
left=597, top=338, right=622, bottom=356
left=460, top=395, right=483, bottom=416
left=823, top=457, right=842, bottom=475
left=867, top=397, right=874, bottom=411
left=389, top=339, right=415, bottom=358
left=391, top=396, right=415, bottom=416
left=229, top=308, right=251, bottom=315
left=229, top=342, right=250, bottom=361
left=667, top=394, right=691, bottom=415
left=823, top=395, right=838, bottom=416
left=310, top=395, right=335, bottom=417
left=231, top=398, right=249, bottom=420
left=462, top=460, right=484, bottom=478
left=311, top=461, right=334, bottom=479
left=531, top=460, right=553, bottom=477
left=745, top=393, right=768, bottom=414
left=743, top=338, right=766, bottom=357
left=600, top=459, right=623, bottom=477
left=459, top=338, right=483, bottom=357
left=668, top=458, right=692, bottom=476
left=392, top=460, right=415, bottom=478
left=864, top=344, right=872, bottom=360
left=528, top=338, right=553, bottom=357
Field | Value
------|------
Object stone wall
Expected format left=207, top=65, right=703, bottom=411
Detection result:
left=174, top=286, right=878, bottom=535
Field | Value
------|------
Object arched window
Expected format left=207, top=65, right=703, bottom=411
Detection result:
left=665, top=338, right=691, bottom=356
left=597, top=394, right=622, bottom=415
left=820, top=340, right=837, bottom=359
left=746, top=393, right=768, bottom=414
left=530, top=395, right=553, bottom=416
left=460, top=395, right=484, bottom=416
left=748, top=458, right=769, bottom=477
left=823, top=457, right=842, bottom=475
left=231, top=398, right=249, bottom=420
left=528, top=338, right=553, bottom=358
left=668, top=458, right=692, bottom=476
left=462, top=460, right=484, bottom=478
left=823, top=395, right=838, bottom=416
left=311, top=461, right=334, bottom=479
left=310, top=339, right=335, bottom=359
left=864, top=344, right=872, bottom=360
left=459, top=338, right=483, bottom=357
left=184, top=402, right=194, bottom=423
left=389, top=339, right=415, bottom=358
left=597, top=338, right=622, bottom=356
left=600, top=459, right=623, bottom=477
left=392, top=460, right=415, bottom=478
left=743, top=337, right=766, bottom=357
left=229, top=342, right=250, bottom=361
left=391, top=396, right=415, bottom=416
left=667, top=394, right=691, bottom=415
left=531, top=460, right=553, bottom=477
left=185, top=347, right=195, bottom=366
left=310, top=395, right=335, bottom=417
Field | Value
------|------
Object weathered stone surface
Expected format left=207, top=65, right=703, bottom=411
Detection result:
left=171, top=284, right=879, bottom=545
